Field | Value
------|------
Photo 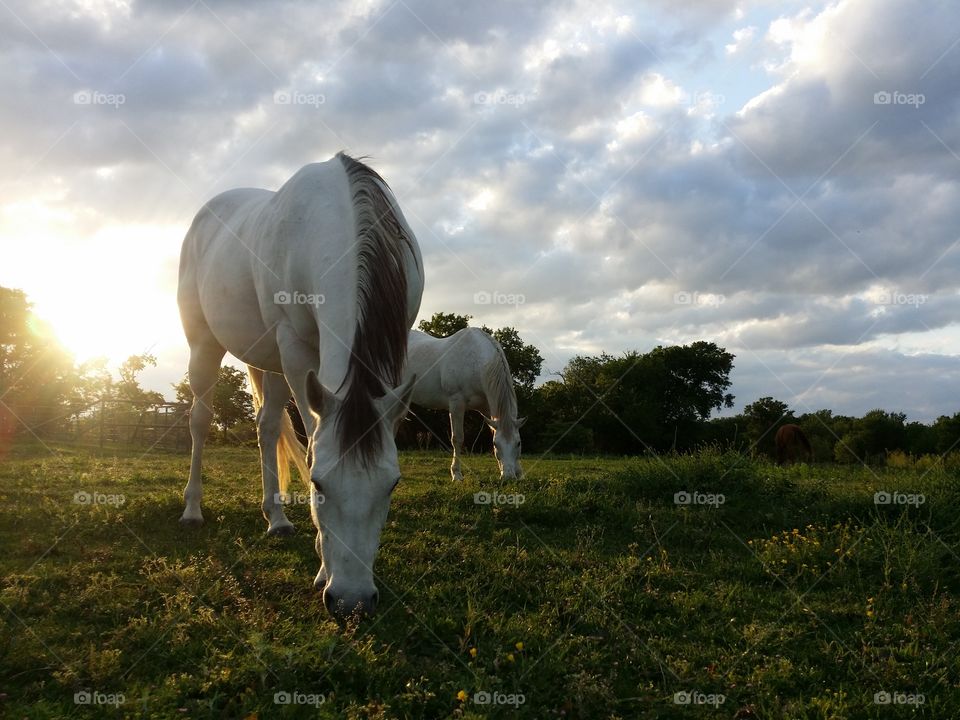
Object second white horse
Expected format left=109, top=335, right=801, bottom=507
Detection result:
left=403, top=328, right=524, bottom=481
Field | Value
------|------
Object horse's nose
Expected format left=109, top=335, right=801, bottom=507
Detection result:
left=501, top=466, right=521, bottom=480
left=323, top=589, right=378, bottom=619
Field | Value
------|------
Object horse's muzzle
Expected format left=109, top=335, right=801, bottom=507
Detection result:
left=323, top=588, right=378, bottom=619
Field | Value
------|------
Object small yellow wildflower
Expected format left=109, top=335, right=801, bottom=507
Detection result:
left=456, top=690, right=467, bottom=702
left=469, top=647, right=477, bottom=658
left=506, top=653, right=515, bottom=663
left=515, top=641, right=524, bottom=651
left=866, top=609, right=874, bottom=618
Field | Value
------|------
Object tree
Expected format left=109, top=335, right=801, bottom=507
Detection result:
left=0, top=287, right=74, bottom=432
left=797, top=409, right=836, bottom=462
left=481, top=325, right=543, bottom=393
left=418, top=312, right=471, bottom=338
left=174, top=366, right=254, bottom=439
left=742, top=397, right=794, bottom=457
left=536, top=342, right=735, bottom=455
left=857, top=409, right=907, bottom=460
left=116, top=354, right=164, bottom=405
left=932, top=413, right=960, bottom=455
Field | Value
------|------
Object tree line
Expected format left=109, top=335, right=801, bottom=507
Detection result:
left=4, top=286, right=960, bottom=463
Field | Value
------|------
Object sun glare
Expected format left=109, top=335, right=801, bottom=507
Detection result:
left=4, top=222, right=184, bottom=368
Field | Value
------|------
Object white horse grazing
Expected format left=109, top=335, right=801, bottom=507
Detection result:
left=404, top=328, right=524, bottom=481
left=178, top=153, right=423, bottom=618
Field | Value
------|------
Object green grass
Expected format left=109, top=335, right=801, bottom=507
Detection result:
left=1, top=442, right=960, bottom=718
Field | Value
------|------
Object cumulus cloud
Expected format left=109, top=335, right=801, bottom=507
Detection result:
left=1, top=0, right=959, bottom=420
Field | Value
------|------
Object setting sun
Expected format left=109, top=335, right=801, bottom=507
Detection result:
left=2, top=222, right=183, bottom=367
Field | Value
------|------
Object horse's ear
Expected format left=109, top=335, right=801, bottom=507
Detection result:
left=481, top=414, right=498, bottom=430
left=516, top=417, right=527, bottom=429
left=385, top=374, right=416, bottom=425
left=305, top=370, right=336, bottom=418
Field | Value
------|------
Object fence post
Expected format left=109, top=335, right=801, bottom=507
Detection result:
left=99, top=397, right=105, bottom=448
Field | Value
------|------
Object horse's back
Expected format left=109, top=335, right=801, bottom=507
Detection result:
left=177, top=159, right=355, bottom=369
left=406, top=328, right=494, bottom=410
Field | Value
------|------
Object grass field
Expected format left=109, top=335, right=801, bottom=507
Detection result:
left=1, top=442, right=959, bottom=718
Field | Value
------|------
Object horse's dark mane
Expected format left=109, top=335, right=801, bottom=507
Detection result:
left=336, top=152, right=415, bottom=463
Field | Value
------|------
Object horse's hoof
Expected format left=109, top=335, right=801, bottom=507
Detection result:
left=451, top=473, right=463, bottom=482
left=268, top=523, right=296, bottom=537
left=179, top=516, right=204, bottom=529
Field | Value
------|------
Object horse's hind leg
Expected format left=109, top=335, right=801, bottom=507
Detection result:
left=180, top=341, right=225, bottom=527
left=258, top=371, right=296, bottom=536
left=449, top=398, right=465, bottom=482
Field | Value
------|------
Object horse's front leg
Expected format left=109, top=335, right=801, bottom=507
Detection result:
left=256, top=370, right=297, bottom=536
left=448, top=397, right=465, bottom=482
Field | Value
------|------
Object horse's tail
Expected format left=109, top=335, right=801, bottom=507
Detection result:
left=247, top=366, right=310, bottom=496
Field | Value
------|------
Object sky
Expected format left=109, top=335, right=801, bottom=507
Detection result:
left=2, top=0, right=960, bottom=420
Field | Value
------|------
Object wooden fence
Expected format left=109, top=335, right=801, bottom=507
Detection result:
left=1, top=398, right=192, bottom=452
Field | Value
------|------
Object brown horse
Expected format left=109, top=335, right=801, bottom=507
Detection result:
left=775, top=424, right=812, bottom=465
